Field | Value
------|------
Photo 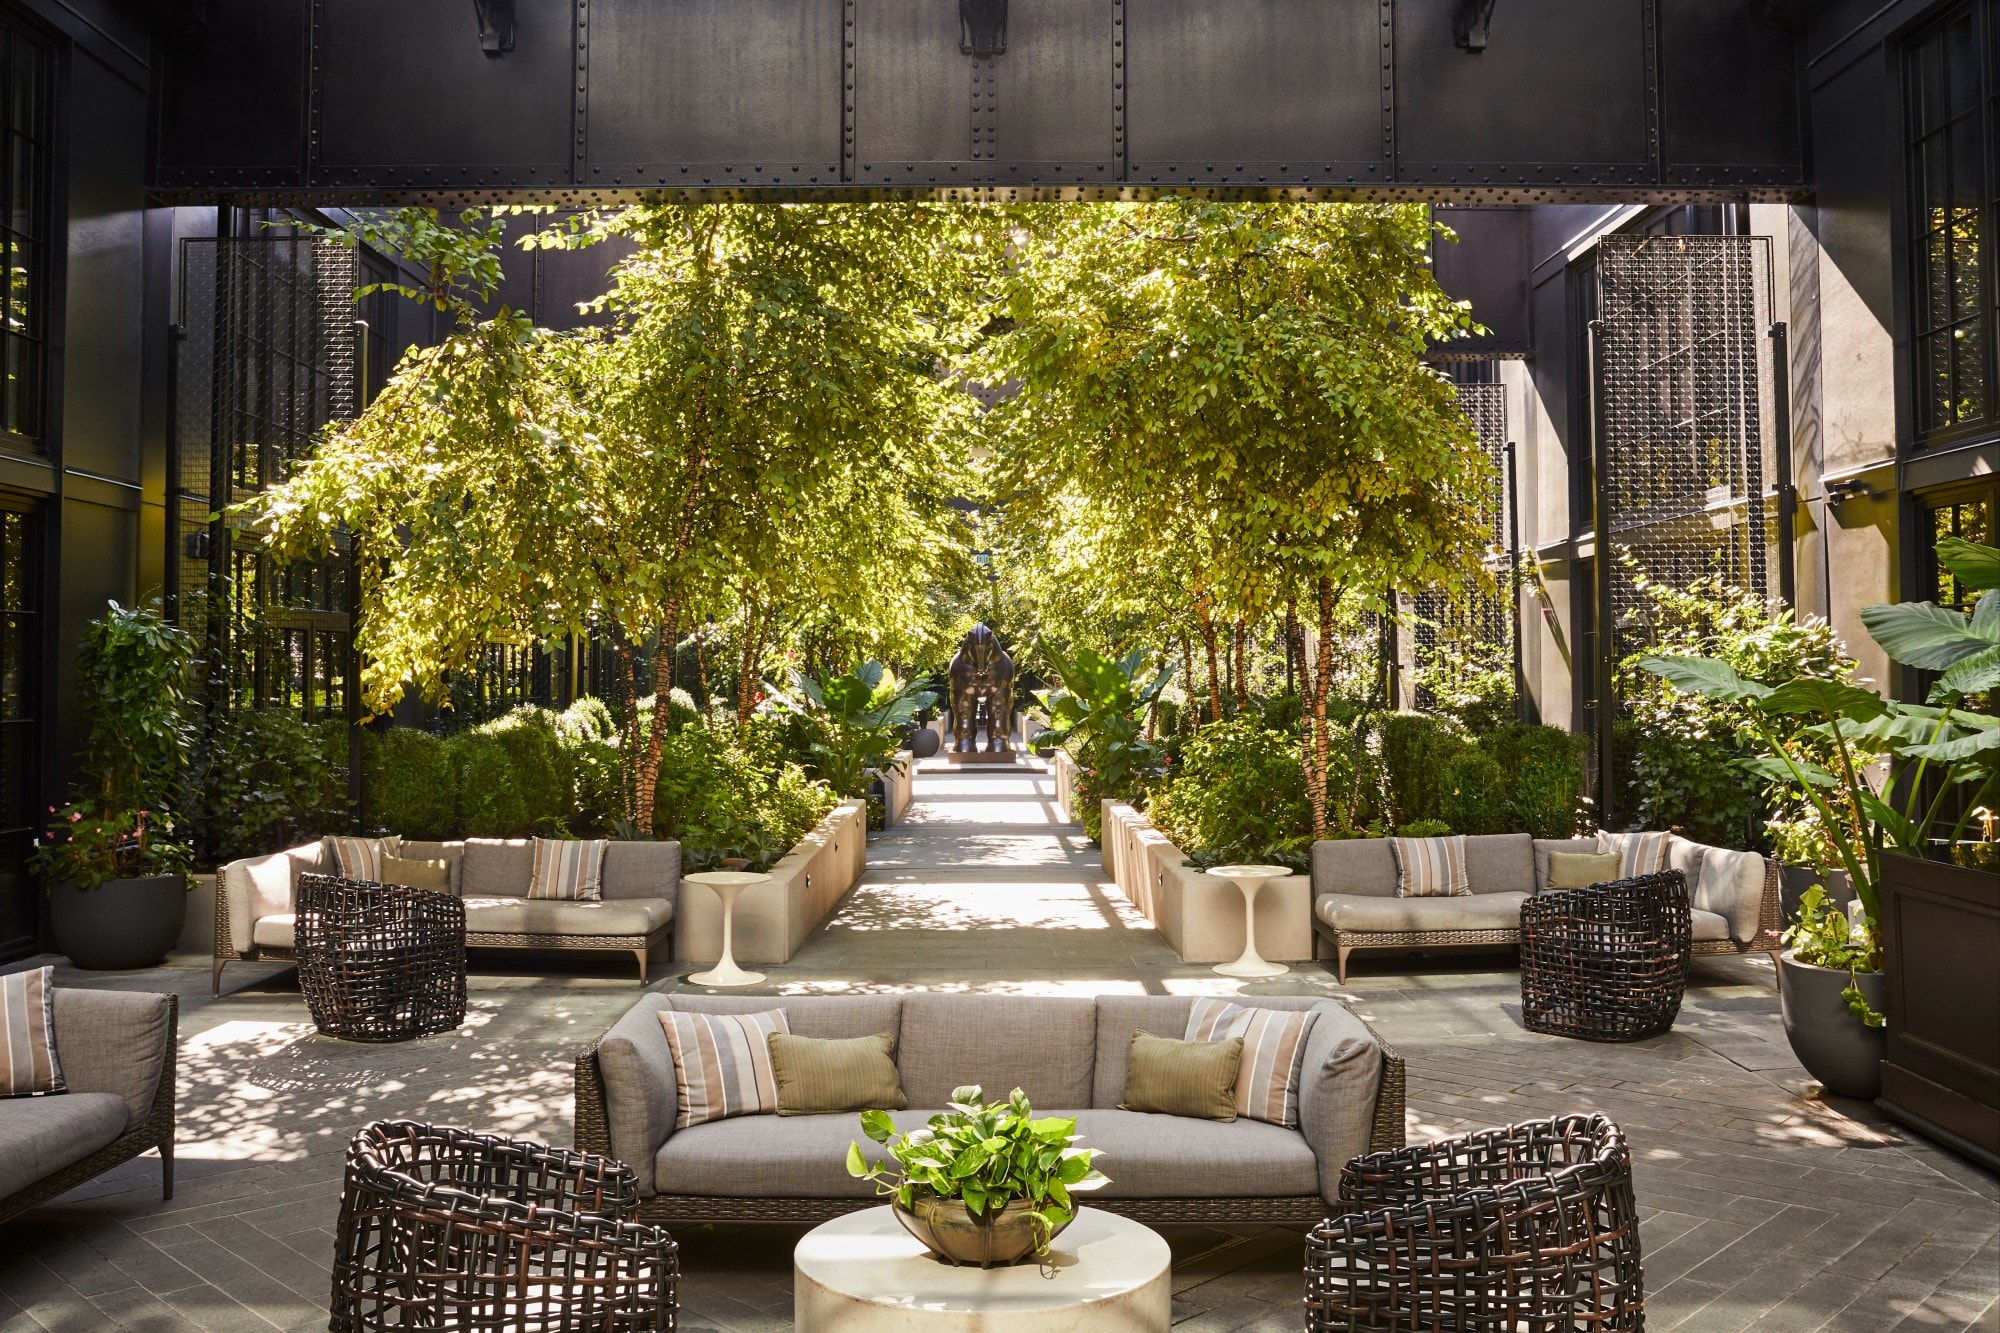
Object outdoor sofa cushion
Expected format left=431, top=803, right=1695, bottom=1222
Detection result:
left=1691, top=908, right=1730, bottom=941
left=462, top=897, right=672, bottom=938
left=1532, top=838, right=1600, bottom=891
left=650, top=1107, right=1319, bottom=1200
left=52, top=989, right=175, bottom=1127
left=1687, top=843, right=1764, bottom=941
left=222, top=842, right=326, bottom=955
left=396, top=840, right=466, bottom=896
left=1315, top=891, right=1530, bottom=934
left=1312, top=834, right=1532, bottom=898
left=895, top=994, right=1097, bottom=1109
left=602, top=840, right=681, bottom=907
left=462, top=838, right=535, bottom=898
left=0, top=1093, right=128, bottom=1201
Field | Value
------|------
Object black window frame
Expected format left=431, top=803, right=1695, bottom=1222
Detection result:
left=0, top=15, right=54, bottom=454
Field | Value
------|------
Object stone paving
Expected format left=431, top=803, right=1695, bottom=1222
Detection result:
left=1, top=764, right=1996, bottom=1331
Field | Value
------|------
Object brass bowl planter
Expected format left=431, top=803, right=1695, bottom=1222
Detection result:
left=892, top=1197, right=1069, bottom=1268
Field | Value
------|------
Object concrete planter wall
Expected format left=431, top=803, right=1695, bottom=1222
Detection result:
left=1053, top=749, right=1080, bottom=824
left=676, top=799, right=869, bottom=966
left=881, top=756, right=915, bottom=827
left=1099, top=801, right=1312, bottom=965
left=180, top=871, right=219, bottom=957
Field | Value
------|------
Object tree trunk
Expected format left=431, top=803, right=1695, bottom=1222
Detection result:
left=1232, top=620, right=1250, bottom=711
left=1197, top=598, right=1223, bottom=725
left=1179, top=634, right=1197, bottom=734
left=1307, top=576, right=1338, bottom=842
left=635, top=600, right=682, bottom=836
left=618, top=641, right=640, bottom=826
left=736, top=600, right=763, bottom=729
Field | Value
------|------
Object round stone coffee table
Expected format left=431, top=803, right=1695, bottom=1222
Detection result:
left=794, top=1206, right=1170, bottom=1331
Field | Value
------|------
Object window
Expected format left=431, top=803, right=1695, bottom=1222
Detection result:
left=1907, top=9, right=1992, bottom=442
left=0, top=499, right=38, bottom=958
left=0, top=20, right=51, bottom=447
left=1927, top=485, right=1998, bottom=609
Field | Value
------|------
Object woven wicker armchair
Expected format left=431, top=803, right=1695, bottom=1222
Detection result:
left=1305, top=1114, right=1644, bottom=1332
left=331, top=1120, right=679, bottom=1332
left=1520, top=869, right=1693, bottom=1042
left=297, top=873, right=467, bottom=1042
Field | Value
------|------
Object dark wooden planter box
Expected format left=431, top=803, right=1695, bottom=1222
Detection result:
left=1877, top=852, right=2000, bottom=1172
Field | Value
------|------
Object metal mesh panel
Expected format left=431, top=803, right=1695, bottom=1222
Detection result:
left=1412, top=382, right=1512, bottom=710
left=1594, top=234, right=1776, bottom=655
left=171, top=234, right=359, bottom=723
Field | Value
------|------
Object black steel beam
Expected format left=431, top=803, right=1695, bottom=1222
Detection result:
left=149, top=0, right=1808, bottom=204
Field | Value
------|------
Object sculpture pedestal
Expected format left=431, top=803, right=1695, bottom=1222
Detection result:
left=945, top=751, right=1019, bottom=765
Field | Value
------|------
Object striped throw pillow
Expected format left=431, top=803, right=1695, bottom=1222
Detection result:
left=0, top=966, right=65, bottom=1097
left=1185, top=999, right=1320, bottom=1128
left=321, top=835, right=401, bottom=881
left=658, top=1008, right=790, bottom=1129
left=527, top=838, right=607, bottom=902
left=1390, top=835, right=1471, bottom=897
left=1597, top=830, right=1671, bottom=879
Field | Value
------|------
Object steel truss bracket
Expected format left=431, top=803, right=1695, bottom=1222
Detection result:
left=960, top=0, right=1007, bottom=57
left=1454, top=0, right=1496, bottom=52
left=474, top=0, right=516, bottom=57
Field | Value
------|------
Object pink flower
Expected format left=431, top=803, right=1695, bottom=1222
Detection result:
left=69, top=812, right=80, bottom=822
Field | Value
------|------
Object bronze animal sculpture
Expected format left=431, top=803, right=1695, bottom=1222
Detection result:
left=947, top=623, right=1015, bottom=754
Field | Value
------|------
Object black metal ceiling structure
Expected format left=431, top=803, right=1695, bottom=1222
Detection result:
left=150, top=0, right=1807, bottom=205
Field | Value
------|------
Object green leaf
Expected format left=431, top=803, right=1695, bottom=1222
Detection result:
left=859, top=1109, right=896, bottom=1143
left=1935, top=645, right=2000, bottom=700
left=1739, top=754, right=1837, bottom=787
left=1859, top=600, right=2000, bottom=670
left=1636, top=654, right=1771, bottom=702
left=1900, top=725, right=2000, bottom=763
left=1762, top=678, right=1887, bottom=721
left=1937, top=535, right=2000, bottom=592
left=846, top=1142, right=867, bottom=1177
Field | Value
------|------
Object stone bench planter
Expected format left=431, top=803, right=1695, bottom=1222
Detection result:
left=1098, top=801, right=1313, bottom=965
left=674, top=799, right=869, bottom=966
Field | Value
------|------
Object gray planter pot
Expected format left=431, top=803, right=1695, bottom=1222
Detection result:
left=1779, top=951, right=1886, bottom=1100
left=48, top=875, right=187, bottom=971
left=911, top=727, right=941, bottom=759
left=1778, top=864, right=1853, bottom=923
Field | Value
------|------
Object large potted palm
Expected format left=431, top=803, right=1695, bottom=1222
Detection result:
left=31, top=600, right=197, bottom=970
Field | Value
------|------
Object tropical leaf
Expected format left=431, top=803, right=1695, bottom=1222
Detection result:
left=1739, top=754, right=1836, bottom=787
left=1937, top=535, right=2000, bottom=592
left=1900, top=725, right=2000, bottom=763
left=1934, top=644, right=2000, bottom=701
left=1761, top=678, right=1887, bottom=721
left=1859, top=600, right=2000, bottom=670
left=1636, top=654, right=1771, bottom=702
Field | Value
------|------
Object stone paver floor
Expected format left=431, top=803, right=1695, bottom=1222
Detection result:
left=3, top=763, right=1996, bottom=1331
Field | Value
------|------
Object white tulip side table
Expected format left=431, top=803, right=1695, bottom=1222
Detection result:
left=683, top=870, right=770, bottom=987
left=1205, top=863, right=1294, bottom=978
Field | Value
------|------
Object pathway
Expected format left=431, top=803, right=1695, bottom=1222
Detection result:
left=0, top=760, right=1992, bottom=1332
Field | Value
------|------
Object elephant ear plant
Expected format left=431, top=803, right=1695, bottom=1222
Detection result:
left=767, top=661, right=935, bottom=800
left=1640, top=535, right=2000, bottom=1025
left=846, top=1085, right=1107, bottom=1256
left=1035, top=642, right=1174, bottom=840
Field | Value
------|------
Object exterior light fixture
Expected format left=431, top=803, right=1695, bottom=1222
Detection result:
left=1454, top=0, right=1496, bottom=52
left=960, top=0, right=1007, bottom=58
left=473, top=0, right=516, bottom=57
left=1824, top=478, right=1872, bottom=506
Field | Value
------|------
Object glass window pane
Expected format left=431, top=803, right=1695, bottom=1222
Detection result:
left=1953, top=213, right=1984, bottom=321
left=5, top=334, right=33, bottom=436
left=1948, top=14, right=1980, bottom=117
left=1952, top=116, right=1985, bottom=210
left=1955, top=322, right=1988, bottom=422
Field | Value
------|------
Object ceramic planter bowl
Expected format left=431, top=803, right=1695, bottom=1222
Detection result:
left=49, top=874, right=187, bottom=970
left=893, top=1197, right=1068, bottom=1268
left=1779, top=951, right=1886, bottom=1100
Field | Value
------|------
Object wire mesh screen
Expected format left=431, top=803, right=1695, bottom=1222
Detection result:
left=172, top=234, right=359, bottom=722
left=1594, top=234, right=1777, bottom=655
left=1412, top=381, right=1512, bottom=711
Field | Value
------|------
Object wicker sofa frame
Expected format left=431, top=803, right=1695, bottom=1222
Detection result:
left=0, top=995, right=177, bottom=1223
left=569, top=1015, right=1406, bottom=1229
left=1314, top=858, right=1783, bottom=983
left=331, top=1119, right=677, bottom=1332
left=1305, top=1113, right=1644, bottom=1331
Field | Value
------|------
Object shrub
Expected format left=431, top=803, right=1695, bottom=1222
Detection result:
left=1437, top=746, right=1509, bottom=835
left=1149, top=719, right=1311, bottom=866
left=554, top=698, right=621, bottom=834
left=448, top=707, right=569, bottom=837
left=195, top=709, right=349, bottom=863
left=763, top=762, right=838, bottom=847
left=1477, top=724, right=1585, bottom=840
left=652, top=722, right=764, bottom=842
left=1395, top=818, right=1453, bottom=838
left=364, top=726, right=456, bottom=841
left=1377, top=711, right=1469, bottom=827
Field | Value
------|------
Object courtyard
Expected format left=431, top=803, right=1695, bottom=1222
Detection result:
left=3, top=766, right=1994, bottom=1332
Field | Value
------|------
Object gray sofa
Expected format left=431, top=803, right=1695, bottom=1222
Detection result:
left=0, top=989, right=176, bottom=1222
left=574, top=993, right=1405, bottom=1226
left=215, top=837, right=682, bottom=993
left=1311, top=832, right=1782, bottom=982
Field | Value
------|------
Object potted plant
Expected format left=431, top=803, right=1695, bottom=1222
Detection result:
left=1035, top=643, right=1173, bottom=842
left=846, top=1084, right=1107, bottom=1268
left=766, top=661, right=935, bottom=801
left=1641, top=543, right=2000, bottom=1114
left=31, top=600, right=197, bottom=970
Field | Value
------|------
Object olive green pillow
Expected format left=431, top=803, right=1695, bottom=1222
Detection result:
left=767, top=1032, right=909, bottom=1116
left=1119, top=1031, right=1242, bottom=1122
left=378, top=853, right=453, bottom=895
left=1545, top=850, right=1626, bottom=891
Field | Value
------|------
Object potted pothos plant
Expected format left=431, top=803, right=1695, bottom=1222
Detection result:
left=31, top=600, right=197, bottom=970
left=846, top=1085, right=1107, bottom=1268
left=1642, top=535, right=2000, bottom=1109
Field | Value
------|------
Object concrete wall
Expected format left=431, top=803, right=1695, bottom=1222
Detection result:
left=1100, top=802, right=1313, bottom=965
left=675, top=799, right=868, bottom=965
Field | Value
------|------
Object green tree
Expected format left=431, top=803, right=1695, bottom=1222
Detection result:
left=981, top=201, right=1492, bottom=836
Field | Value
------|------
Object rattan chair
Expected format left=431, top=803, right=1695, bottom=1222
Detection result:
left=1305, top=1113, right=1644, bottom=1332
left=331, top=1120, right=678, bottom=1332
left=297, top=873, right=467, bottom=1043
left=1519, top=869, right=1692, bottom=1042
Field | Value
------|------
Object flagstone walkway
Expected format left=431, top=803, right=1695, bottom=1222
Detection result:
left=0, top=761, right=1994, bottom=1331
